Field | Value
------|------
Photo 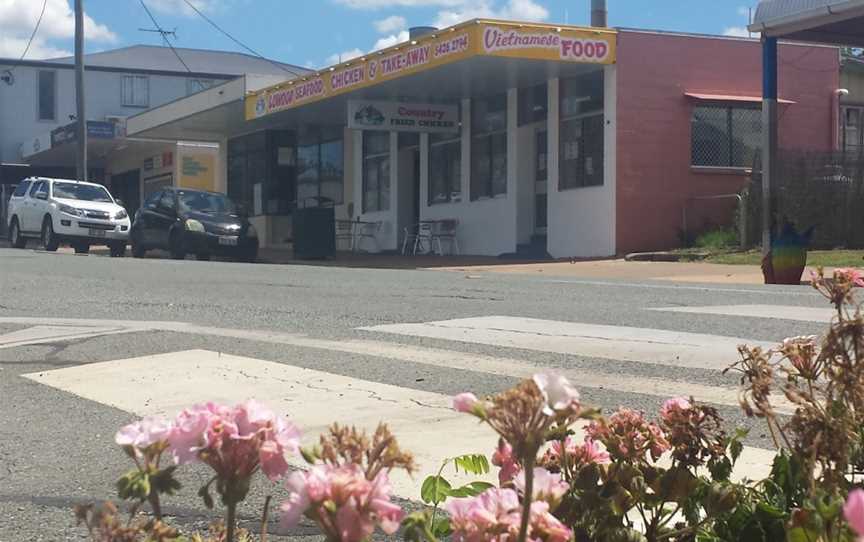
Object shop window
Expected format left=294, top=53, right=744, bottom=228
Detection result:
left=297, top=130, right=344, bottom=207
left=38, top=71, right=56, bottom=121
left=691, top=104, right=761, bottom=168
left=429, top=133, right=461, bottom=205
left=843, top=106, right=863, bottom=155
left=560, top=71, right=605, bottom=190
left=121, top=75, right=150, bottom=108
left=363, top=131, right=390, bottom=213
left=518, top=83, right=547, bottom=126
left=471, top=93, right=508, bottom=200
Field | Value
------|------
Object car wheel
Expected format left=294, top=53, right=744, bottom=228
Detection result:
left=41, top=217, right=59, bottom=252
left=9, top=218, right=26, bottom=249
left=73, top=243, right=90, bottom=254
left=130, top=232, right=146, bottom=258
left=110, top=242, right=126, bottom=258
left=169, top=231, right=186, bottom=260
left=196, top=253, right=211, bottom=261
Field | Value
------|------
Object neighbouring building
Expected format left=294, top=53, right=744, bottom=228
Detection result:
left=0, top=45, right=308, bottom=232
left=122, top=20, right=840, bottom=257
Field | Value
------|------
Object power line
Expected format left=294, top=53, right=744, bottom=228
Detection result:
left=179, top=0, right=303, bottom=77
left=138, top=0, right=193, bottom=73
left=8, top=0, right=48, bottom=73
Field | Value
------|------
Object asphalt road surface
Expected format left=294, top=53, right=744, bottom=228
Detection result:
left=0, top=247, right=833, bottom=541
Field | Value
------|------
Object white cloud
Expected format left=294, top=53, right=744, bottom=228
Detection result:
left=373, top=30, right=410, bottom=49
left=325, top=48, right=365, bottom=65
left=0, top=0, right=116, bottom=60
left=433, top=0, right=549, bottom=28
left=336, top=0, right=464, bottom=8
left=723, top=26, right=751, bottom=37
left=375, top=15, right=407, bottom=33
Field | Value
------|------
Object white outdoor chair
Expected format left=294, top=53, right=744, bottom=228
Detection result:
left=401, top=224, right=419, bottom=255
left=432, top=218, right=460, bottom=255
left=355, top=221, right=382, bottom=253
left=413, top=222, right=435, bottom=255
left=335, top=220, right=355, bottom=251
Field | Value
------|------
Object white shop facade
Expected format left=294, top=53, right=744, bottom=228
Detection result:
left=126, top=20, right=618, bottom=258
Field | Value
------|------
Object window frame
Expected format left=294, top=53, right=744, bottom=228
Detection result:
left=471, top=93, right=508, bottom=200
left=186, top=78, right=216, bottom=95
left=29, top=180, right=46, bottom=197
left=842, top=105, right=864, bottom=156
left=362, top=131, right=391, bottom=213
left=690, top=102, right=762, bottom=169
left=296, top=135, right=344, bottom=207
left=121, top=75, right=150, bottom=108
left=37, top=70, right=57, bottom=122
left=428, top=133, right=462, bottom=205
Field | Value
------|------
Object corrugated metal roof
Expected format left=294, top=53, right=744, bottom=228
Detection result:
left=753, top=0, right=864, bottom=26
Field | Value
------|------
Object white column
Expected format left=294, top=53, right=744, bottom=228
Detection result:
left=547, top=77, right=560, bottom=255
left=461, top=98, right=471, bottom=200
left=603, top=64, right=617, bottom=255
left=353, top=130, right=363, bottom=219
left=419, top=132, right=429, bottom=220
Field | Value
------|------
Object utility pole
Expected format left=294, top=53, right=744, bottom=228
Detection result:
left=761, top=37, right=778, bottom=258
left=74, top=0, right=87, bottom=182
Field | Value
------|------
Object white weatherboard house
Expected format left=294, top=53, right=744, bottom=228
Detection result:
left=0, top=45, right=307, bottom=232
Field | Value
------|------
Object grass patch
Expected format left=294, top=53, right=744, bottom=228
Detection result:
left=693, top=229, right=738, bottom=250
left=707, top=249, right=864, bottom=267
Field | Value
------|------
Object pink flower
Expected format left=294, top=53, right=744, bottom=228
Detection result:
left=167, top=405, right=212, bottom=465
left=514, top=468, right=568, bottom=507
left=529, top=501, right=572, bottom=542
left=542, top=437, right=611, bottom=470
left=278, top=471, right=311, bottom=530
left=491, top=439, right=521, bottom=485
left=533, top=372, right=580, bottom=416
left=587, top=408, right=670, bottom=463
left=845, top=489, right=864, bottom=538
left=661, top=397, right=692, bottom=421
left=115, top=417, right=172, bottom=452
left=446, top=488, right=573, bottom=542
left=453, top=393, right=480, bottom=413
left=836, top=268, right=864, bottom=287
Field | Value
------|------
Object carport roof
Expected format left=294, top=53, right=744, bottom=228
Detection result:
left=750, top=0, right=864, bottom=46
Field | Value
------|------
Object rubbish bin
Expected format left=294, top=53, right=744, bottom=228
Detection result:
left=292, top=198, right=336, bottom=259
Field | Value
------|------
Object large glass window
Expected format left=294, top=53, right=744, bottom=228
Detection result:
left=121, top=75, right=150, bottom=108
left=297, top=129, right=344, bottom=207
left=519, top=83, right=548, bottom=126
left=471, top=93, right=508, bottom=199
left=363, top=131, right=390, bottom=213
left=691, top=104, right=761, bottom=168
left=429, top=133, right=461, bottom=205
left=560, top=71, right=605, bottom=190
left=38, top=71, right=56, bottom=121
left=227, top=132, right=266, bottom=213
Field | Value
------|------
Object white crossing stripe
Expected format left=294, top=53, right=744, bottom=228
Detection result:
left=0, top=324, right=133, bottom=349
left=25, top=349, right=776, bottom=499
left=650, top=305, right=834, bottom=324
left=361, top=316, right=774, bottom=371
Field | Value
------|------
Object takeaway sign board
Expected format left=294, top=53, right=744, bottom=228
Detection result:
left=348, top=100, right=459, bottom=134
left=246, top=21, right=616, bottom=120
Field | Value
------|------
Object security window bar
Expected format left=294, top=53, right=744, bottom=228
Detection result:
left=429, top=133, right=461, bottom=205
left=121, top=75, right=150, bottom=108
left=38, top=71, right=56, bottom=121
left=691, top=104, right=761, bottom=168
left=362, top=131, right=391, bottom=213
left=471, top=93, right=508, bottom=200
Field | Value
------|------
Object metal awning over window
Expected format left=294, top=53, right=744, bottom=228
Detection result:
left=684, top=92, right=796, bottom=104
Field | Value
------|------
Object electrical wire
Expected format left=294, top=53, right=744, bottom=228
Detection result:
left=179, top=0, right=303, bottom=77
left=7, top=0, right=48, bottom=74
left=139, top=0, right=193, bottom=73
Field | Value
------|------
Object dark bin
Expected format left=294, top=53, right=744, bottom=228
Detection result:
left=292, top=200, right=336, bottom=259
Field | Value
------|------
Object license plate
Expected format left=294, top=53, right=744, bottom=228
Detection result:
left=89, top=229, right=106, bottom=238
left=218, top=236, right=238, bottom=246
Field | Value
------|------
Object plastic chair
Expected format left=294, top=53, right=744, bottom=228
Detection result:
left=335, top=220, right=355, bottom=251
left=432, top=219, right=460, bottom=255
left=355, top=221, right=382, bottom=253
left=413, top=222, right=434, bottom=255
left=401, top=224, right=419, bottom=255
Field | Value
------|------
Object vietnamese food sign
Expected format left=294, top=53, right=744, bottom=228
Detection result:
left=246, top=21, right=616, bottom=120
left=348, top=100, right=459, bottom=133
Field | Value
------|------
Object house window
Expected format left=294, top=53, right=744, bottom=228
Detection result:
left=121, top=75, right=150, bottom=108
left=362, top=131, right=390, bottom=213
left=560, top=71, right=605, bottom=190
left=429, top=133, right=461, bottom=204
left=843, top=106, right=863, bottom=155
left=471, top=93, right=507, bottom=199
left=297, top=130, right=344, bottom=207
left=38, top=71, right=56, bottom=121
left=691, top=104, right=761, bottom=168
left=187, top=78, right=216, bottom=95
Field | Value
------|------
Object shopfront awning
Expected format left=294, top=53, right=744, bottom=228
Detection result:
left=684, top=91, right=796, bottom=104
left=750, top=0, right=864, bottom=46
left=127, top=19, right=616, bottom=142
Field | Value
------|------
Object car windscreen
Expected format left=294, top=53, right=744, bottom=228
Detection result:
left=53, top=182, right=113, bottom=203
left=177, top=191, right=237, bottom=214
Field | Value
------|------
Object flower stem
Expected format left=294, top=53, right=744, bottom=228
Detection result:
left=260, top=495, right=272, bottom=542
left=517, top=455, right=535, bottom=542
left=226, top=502, right=237, bottom=542
left=148, top=493, right=163, bottom=521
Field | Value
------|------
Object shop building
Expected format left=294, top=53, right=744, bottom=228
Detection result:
left=127, top=19, right=839, bottom=257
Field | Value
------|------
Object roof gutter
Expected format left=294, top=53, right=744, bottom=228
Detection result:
left=749, top=0, right=864, bottom=34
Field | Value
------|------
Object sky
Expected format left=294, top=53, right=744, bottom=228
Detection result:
left=0, top=0, right=759, bottom=69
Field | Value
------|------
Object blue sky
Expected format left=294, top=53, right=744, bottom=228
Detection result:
left=0, top=0, right=758, bottom=68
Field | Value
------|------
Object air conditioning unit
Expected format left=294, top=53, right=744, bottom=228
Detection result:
left=105, top=115, right=127, bottom=124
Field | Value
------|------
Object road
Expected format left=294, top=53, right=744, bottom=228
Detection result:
left=0, top=247, right=832, bottom=541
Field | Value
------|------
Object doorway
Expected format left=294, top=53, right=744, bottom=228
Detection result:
left=535, top=130, right=548, bottom=235
left=110, top=169, right=142, bottom=216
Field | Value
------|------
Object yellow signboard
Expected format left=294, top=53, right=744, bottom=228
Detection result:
left=179, top=154, right=216, bottom=192
left=245, top=20, right=616, bottom=121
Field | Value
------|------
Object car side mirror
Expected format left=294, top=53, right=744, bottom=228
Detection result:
left=35, top=192, right=48, bottom=200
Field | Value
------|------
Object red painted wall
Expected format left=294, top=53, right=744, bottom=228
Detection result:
left=615, top=30, right=839, bottom=254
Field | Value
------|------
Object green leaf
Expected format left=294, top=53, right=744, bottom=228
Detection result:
left=453, top=455, right=490, bottom=475
left=420, top=475, right=452, bottom=505
left=730, top=439, right=744, bottom=463
left=151, top=466, right=182, bottom=496
left=449, top=482, right=494, bottom=498
left=197, top=484, right=214, bottom=510
left=431, top=517, right=452, bottom=538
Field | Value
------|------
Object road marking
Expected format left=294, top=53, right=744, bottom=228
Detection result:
left=361, top=316, right=774, bottom=371
left=650, top=305, right=834, bottom=324
left=540, top=279, right=819, bottom=296
left=0, top=317, right=792, bottom=414
left=24, top=349, right=776, bottom=499
left=0, top=324, right=133, bottom=349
